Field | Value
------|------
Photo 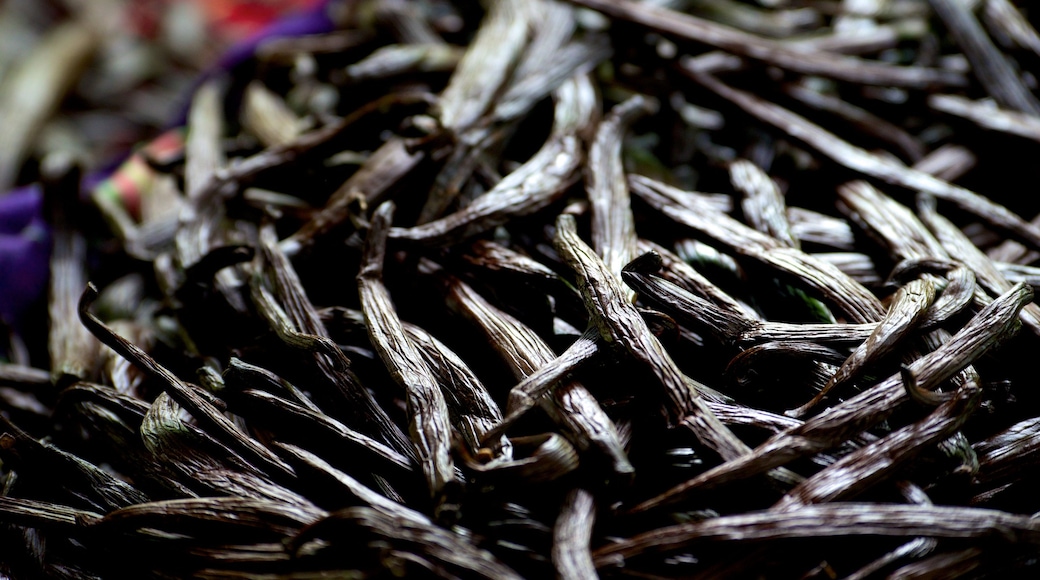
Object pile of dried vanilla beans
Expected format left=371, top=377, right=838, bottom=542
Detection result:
left=8, top=0, right=1040, bottom=577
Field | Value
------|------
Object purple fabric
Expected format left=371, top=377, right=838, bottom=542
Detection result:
left=0, top=185, right=50, bottom=327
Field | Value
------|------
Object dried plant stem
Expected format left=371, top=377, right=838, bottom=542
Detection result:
left=553, top=488, right=598, bottom=580
left=632, top=283, right=1031, bottom=512
left=927, top=0, right=1040, bottom=115
left=554, top=214, right=755, bottom=463
left=595, top=503, right=1040, bottom=565
left=588, top=95, right=658, bottom=285
left=687, top=70, right=1040, bottom=253
left=774, top=380, right=980, bottom=510
left=565, top=0, right=964, bottom=88
left=358, top=202, right=456, bottom=497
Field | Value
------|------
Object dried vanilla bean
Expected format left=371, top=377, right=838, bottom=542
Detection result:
left=48, top=172, right=99, bottom=385
left=730, top=159, right=799, bottom=249
left=594, top=503, right=1040, bottom=564
left=622, top=251, right=753, bottom=345
left=283, top=136, right=424, bottom=256
left=566, top=0, right=964, bottom=89
left=240, top=81, right=304, bottom=148
left=631, top=175, right=886, bottom=323
left=0, top=420, right=149, bottom=511
left=687, top=70, right=1040, bottom=252
left=274, top=442, right=428, bottom=524
left=289, top=506, right=524, bottom=580
left=0, top=22, right=98, bottom=190
left=784, top=83, right=926, bottom=162
left=774, top=380, right=981, bottom=510
left=555, top=214, right=756, bottom=464
left=441, top=269, right=633, bottom=478
left=417, top=0, right=532, bottom=221
left=636, top=239, right=754, bottom=321
left=552, top=488, right=598, bottom=580
left=312, top=305, right=509, bottom=459
left=480, top=328, right=599, bottom=444
left=140, top=392, right=312, bottom=506
left=927, top=0, right=1040, bottom=115
left=462, top=240, right=560, bottom=282
left=787, top=207, right=856, bottom=251
left=98, top=496, right=326, bottom=539
left=588, top=95, right=658, bottom=284
left=0, top=364, right=50, bottom=389
left=929, top=94, right=1040, bottom=144
left=973, top=416, right=1040, bottom=487
left=228, top=389, right=414, bottom=478
left=0, top=496, right=102, bottom=530
left=918, top=194, right=1040, bottom=337
left=358, top=201, right=456, bottom=497
left=403, top=321, right=510, bottom=459
left=633, top=283, right=1031, bottom=511
left=341, top=44, right=463, bottom=84
left=250, top=236, right=413, bottom=456
left=392, top=74, right=596, bottom=246
left=79, top=283, right=295, bottom=479
left=790, top=278, right=935, bottom=417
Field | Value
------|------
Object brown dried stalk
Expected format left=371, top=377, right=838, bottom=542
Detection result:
left=928, top=0, right=1040, bottom=115
left=140, top=392, right=312, bottom=506
left=594, top=503, right=1040, bottom=565
left=588, top=95, right=658, bottom=283
left=774, top=380, right=980, bottom=510
left=791, top=278, right=936, bottom=417
left=392, top=74, right=596, bottom=246
left=289, top=506, right=524, bottom=579
left=687, top=70, right=1040, bottom=252
left=633, top=283, right=1031, bottom=512
left=48, top=220, right=98, bottom=384
left=441, top=268, right=633, bottom=478
left=929, top=94, right=1040, bottom=144
left=565, top=0, right=964, bottom=88
left=730, top=159, right=799, bottom=249
left=554, top=213, right=755, bottom=464
left=250, top=248, right=413, bottom=456
left=78, top=283, right=295, bottom=479
left=553, top=488, right=597, bottom=580
left=358, top=201, right=456, bottom=497
left=918, top=194, right=1040, bottom=337
left=631, top=175, right=886, bottom=323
